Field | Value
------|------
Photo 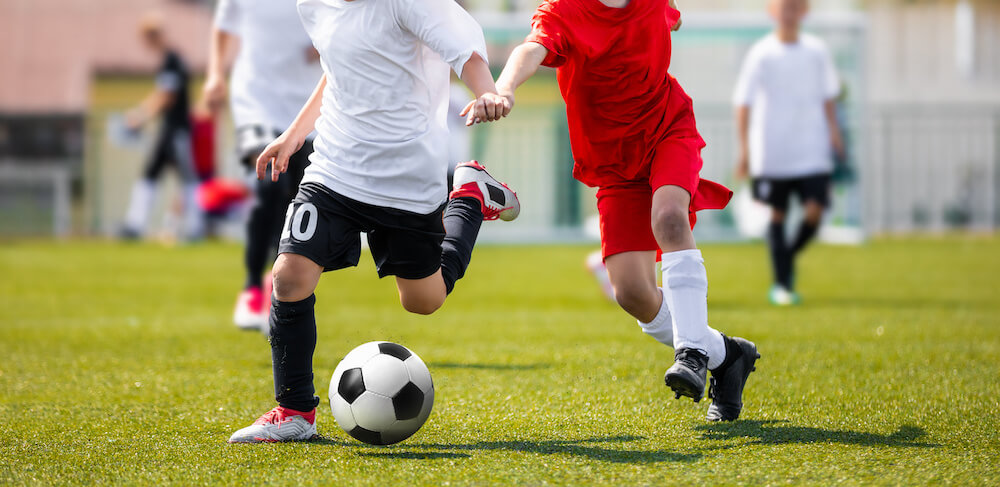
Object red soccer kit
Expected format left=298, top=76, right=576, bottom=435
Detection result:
left=526, top=0, right=732, bottom=258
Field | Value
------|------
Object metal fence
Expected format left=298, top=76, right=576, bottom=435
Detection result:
left=866, top=106, right=999, bottom=233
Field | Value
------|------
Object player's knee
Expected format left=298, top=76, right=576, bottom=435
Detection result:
left=613, top=284, right=657, bottom=319
left=400, top=294, right=444, bottom=315
left=651, top=204, right=690, bottom=244
left=271, top=258, right=318, bottom=302
left=803, top=204, right=824, bottom=225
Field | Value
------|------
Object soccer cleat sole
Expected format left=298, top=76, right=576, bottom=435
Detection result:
left=228, top=433, right=321, bottom=444
left=665, top=374, right=705, bottom=403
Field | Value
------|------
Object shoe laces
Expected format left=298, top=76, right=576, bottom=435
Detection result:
left=676, top=349, right=707, bottom=371
left=254, top=407, right=285, bottom=425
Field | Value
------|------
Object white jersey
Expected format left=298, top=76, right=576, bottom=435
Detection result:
left=214, top=0, right=323, bottom=133
left=733, top=33, right=841, bottom=179
left=296, top=0, right=487, bottom=214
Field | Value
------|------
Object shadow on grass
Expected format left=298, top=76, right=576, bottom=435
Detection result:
left=358, top=451, right=471, bottom=460
left=695, top=420, right=938, bottom=448
left=428, top=362, right=549, bottom=371
left=314, top=435, right=700, bottom=464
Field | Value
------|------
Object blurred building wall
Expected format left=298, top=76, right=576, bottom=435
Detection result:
left=0, top=0, right=212, bottom=114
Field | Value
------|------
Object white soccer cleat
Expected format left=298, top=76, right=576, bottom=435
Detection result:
left=228, top=406, right=318, bottom=443
left=768, top=285, right=800, bottom=307
left=585, top=250, right=616, bottom=301
left=233, top=286, right=268, bottom=332
left=451, top=161, right=520, bottom=221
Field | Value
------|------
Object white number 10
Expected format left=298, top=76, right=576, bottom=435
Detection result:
left=281, top=203, right=318, bottom=241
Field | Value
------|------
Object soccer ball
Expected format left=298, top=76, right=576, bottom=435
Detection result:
left=329, top=342, right=434, bottom=445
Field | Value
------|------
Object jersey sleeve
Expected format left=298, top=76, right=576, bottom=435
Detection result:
left=157, top=55, right=183, bottom=93
left=732, top=44, right=762, bottom=107
left=213, top=0, right=241, bottom=35
left=395, top=0, right=488, bottom=78
left=819, top=43, right=841, bottom=100
left=525, top=1, right=571, bottom=68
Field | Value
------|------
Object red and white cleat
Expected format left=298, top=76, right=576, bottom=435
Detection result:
left=233, top=286, right=267, bottom=332
left=450, top=161, right=520, bottom=222
left=586, top=250, right=616, bottom=302
left=228, top=406, right=318, bottom=443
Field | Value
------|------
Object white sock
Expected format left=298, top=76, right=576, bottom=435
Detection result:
left=637, top=288, right=672, bottom=346
left=662, top=249, right=726, bottom=369
left=124, top=180, right=157, bottom=232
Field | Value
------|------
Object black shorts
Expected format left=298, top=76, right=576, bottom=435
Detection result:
left=277, top=182, right=446, bottom=279
left=752, top=174, right=831, bottom=212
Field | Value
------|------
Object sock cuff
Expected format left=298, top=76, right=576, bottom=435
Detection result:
left=638, top=289, right=669, bottom=329
left=271, top=294, right=316, bottom=319
left=660, top=249, right=703, bottom=268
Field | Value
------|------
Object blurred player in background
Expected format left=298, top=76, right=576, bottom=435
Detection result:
left=734, top=0, right=844, bottom=306
left=227, top=0, right=518, bottom=443
left=490, top=0, right=759, bottom=421
left=202, top=0, right=323, bottom=331
left=120, top=14, right=203, bottom=241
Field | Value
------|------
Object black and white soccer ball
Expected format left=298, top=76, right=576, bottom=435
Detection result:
left=329, top=341, right=434, bottom=445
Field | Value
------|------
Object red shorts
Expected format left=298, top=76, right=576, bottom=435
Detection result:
left=596, top=126, right=732, bottom=260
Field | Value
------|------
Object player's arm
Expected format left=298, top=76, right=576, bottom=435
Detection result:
left=735, top=105, right=750, bottom=180
left=127, top=87, right=176, bottom=129
left=459, top=52, right=510, bottom=126
left=491, top=42, right=549, bottom=117
left=256, top=74, right=326, bottom=182
left=823, top=99, right=845, bottom=158
left=668, top=0, right=682, bottom=31
left=202, top=26, right=238, bottom=115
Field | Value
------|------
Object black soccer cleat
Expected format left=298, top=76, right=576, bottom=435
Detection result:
left=664, top=348, right=709, bottom=402
left=706, top=335, right=760, bottom=422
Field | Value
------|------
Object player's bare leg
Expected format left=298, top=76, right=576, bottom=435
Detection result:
left=396, top=272, right=448, bottom=316
left=605, top=251, right=659, bottom=323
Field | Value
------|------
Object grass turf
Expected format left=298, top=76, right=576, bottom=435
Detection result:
left=1, top=237, right=998, bottom=485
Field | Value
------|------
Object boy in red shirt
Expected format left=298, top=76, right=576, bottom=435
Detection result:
left=478, top=0, right=759, bottom=420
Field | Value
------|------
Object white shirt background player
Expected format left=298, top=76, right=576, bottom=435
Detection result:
left=733, top=33, right=841, bottom=179
left=209, top=0, right=322, bottom=138
left=295, top=0, right=489, bottom=214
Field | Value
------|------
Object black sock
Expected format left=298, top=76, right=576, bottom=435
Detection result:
left=440, top=197, right=483, bottom=294
left=767, top=221, right=793, bottom=289
left=244, top=177, right=292, bottom=289
left=269, top=294, right=320, bottom=412
left=791, top=220, right=820, bottom=254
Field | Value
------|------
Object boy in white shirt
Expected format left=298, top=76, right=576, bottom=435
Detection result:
left=228, top=0, right=518, bottom=443
left=733, top=0, right=844, bottom=305
left=202, top=0, right=324, bottom=332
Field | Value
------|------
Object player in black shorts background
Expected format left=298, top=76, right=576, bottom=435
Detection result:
left=202, top=0, right=323, bottom=331
left=120, top=14, right=203, bottom=241
left=733, top=0, right=845, bottom=306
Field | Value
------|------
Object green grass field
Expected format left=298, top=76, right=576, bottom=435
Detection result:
left=2, top=238, right=999, bottom=485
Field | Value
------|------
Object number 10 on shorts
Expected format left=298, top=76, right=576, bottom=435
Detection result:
left=282, top=203, right=318, bottom=241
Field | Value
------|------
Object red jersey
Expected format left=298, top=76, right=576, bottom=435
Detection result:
left=527, top=0, right=684, bottom=187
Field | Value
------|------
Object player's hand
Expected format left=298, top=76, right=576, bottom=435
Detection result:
left=668, top=0, right=682, bottom=31
left=256, top=133, right=304, bottom=182
left=831, top=129, right=846, bottom=159
left=201, top=75, right=228, bottom=115
left=461, top=93, right=512, bottom=126
left=125, top=108, right=145, bottom=131
left=735, top=150, right=750, bottom=181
